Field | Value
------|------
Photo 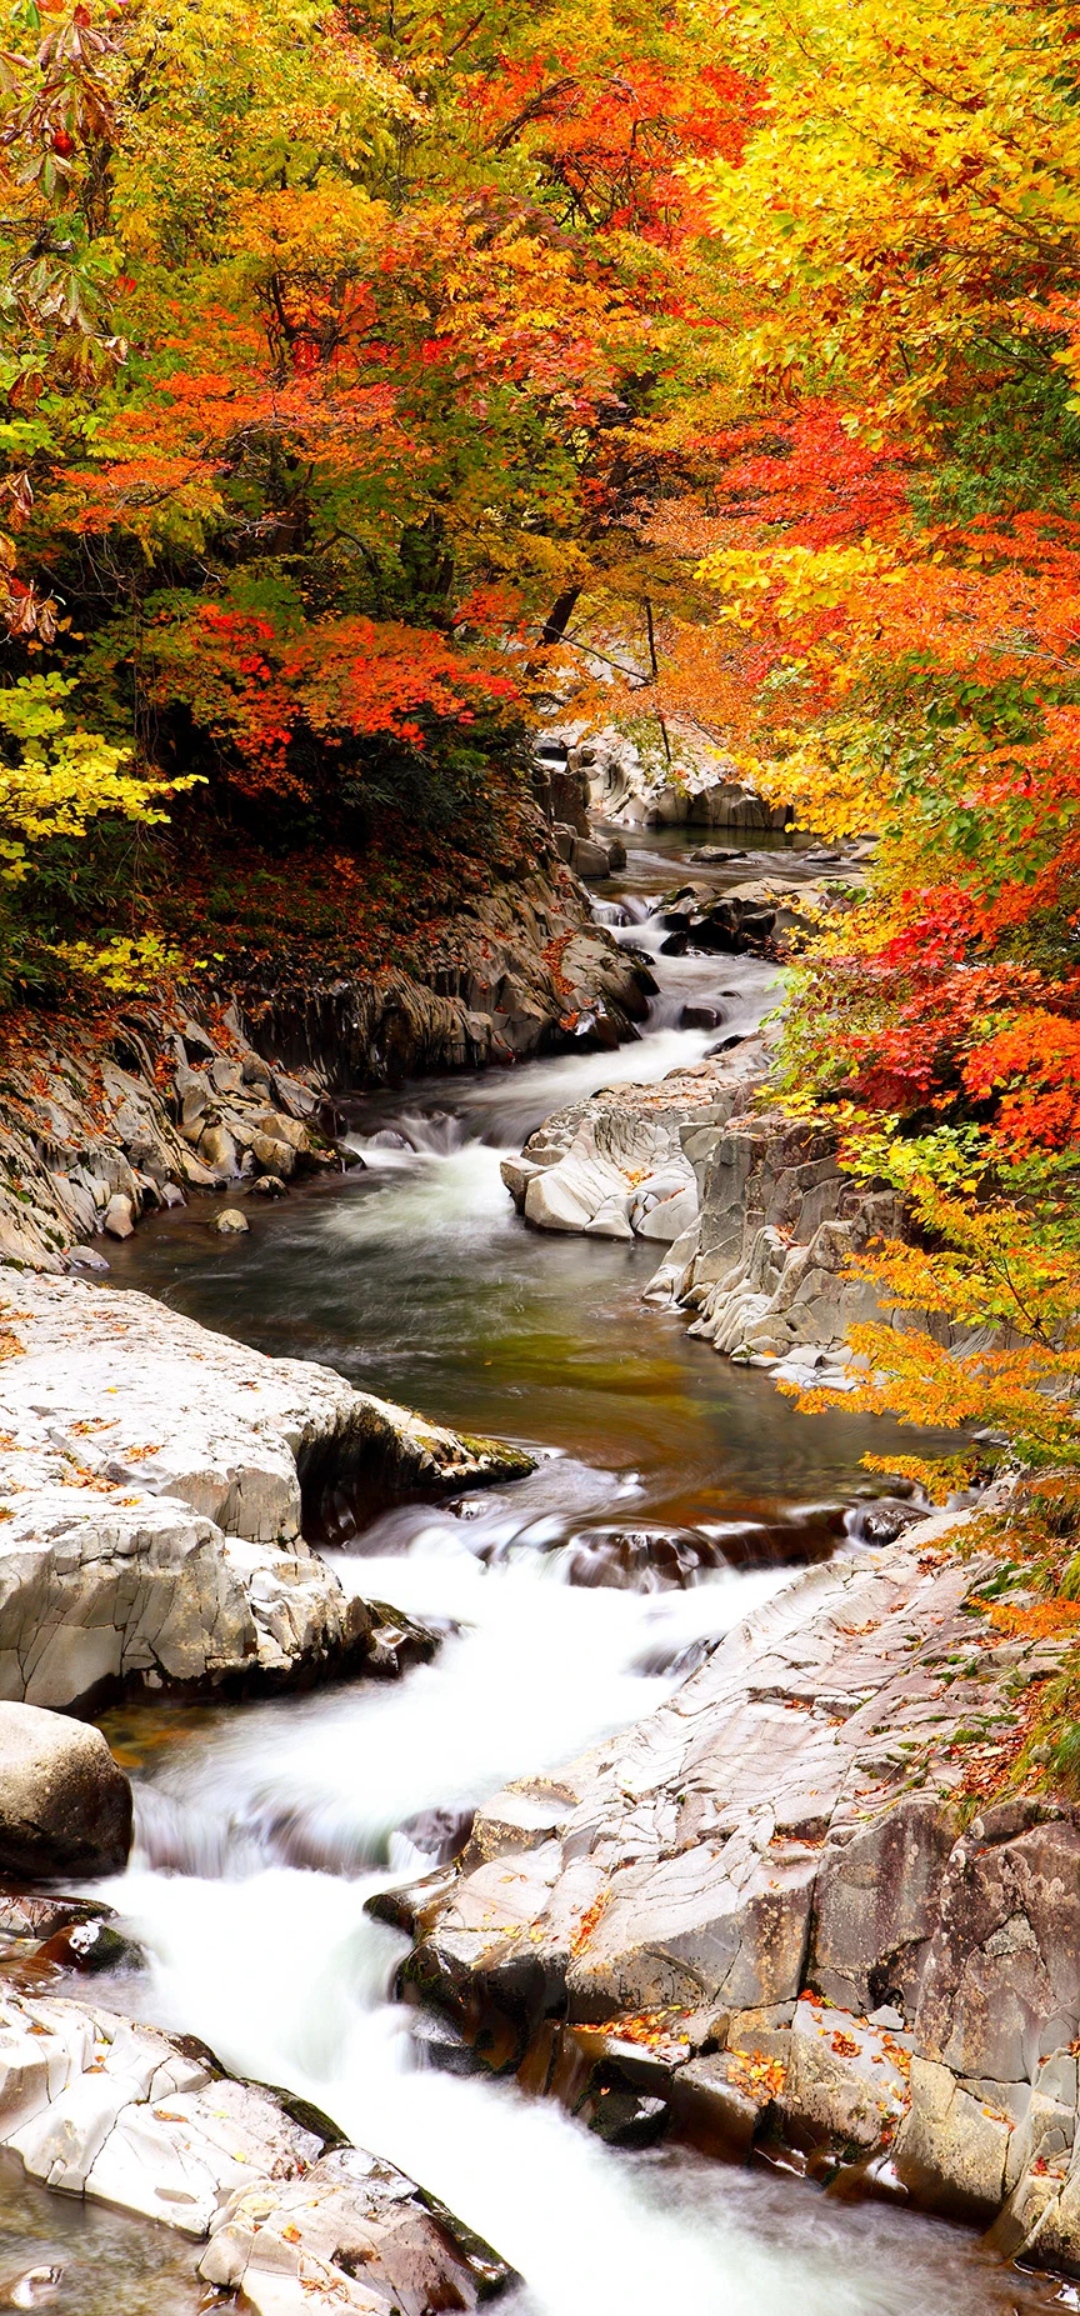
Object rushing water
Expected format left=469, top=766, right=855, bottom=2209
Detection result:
left=39, top=831, right=1068, bottom=2314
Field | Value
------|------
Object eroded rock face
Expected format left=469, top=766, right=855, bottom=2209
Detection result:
left=0, top=1705, right=132, bottom=1881
left=394, top=1513, right=1080, bottom=2269
left=0, top=1987, right=517, bottom=2314
left=502, top=1047, right=768, bottom=1246
left=668, top=1110, right=899, bottom=1367
left=0, top=1275, right=531, bottom=1710
left=0, top=856, right=652, bottom=1272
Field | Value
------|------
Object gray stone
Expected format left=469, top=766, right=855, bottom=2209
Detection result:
left=0, top=1274, right=532, bottom=1710
left=892, top=2057, right=1012, bottom=2220
left=102, top=1195, right=134, bottom=1240
left=0, top=1988, right=516, bottom=2312
left=0, top=1703, right=131, bottom=1878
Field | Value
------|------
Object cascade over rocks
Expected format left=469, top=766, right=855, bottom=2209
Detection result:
left=0, top=1274, right=532, bottom=1712
left=394, top=1511, right=1080, bottom=2262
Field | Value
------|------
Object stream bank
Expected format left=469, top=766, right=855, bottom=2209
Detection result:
left=0, top=825, right=1065, bottom=2312
left=0, top=853, right=650, bottom=1272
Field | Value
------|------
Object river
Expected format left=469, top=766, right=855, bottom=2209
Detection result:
left=11, top=833, right=1067, bottom=2315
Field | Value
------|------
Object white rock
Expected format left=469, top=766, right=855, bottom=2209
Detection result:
left=212, top=1207, right=249, bottom=1235
left=0, top=1275, right=530, bottom=1709
left=0, top=1989, right=515, bottom=2311
left=102, top=1195, right=134, bottom=1240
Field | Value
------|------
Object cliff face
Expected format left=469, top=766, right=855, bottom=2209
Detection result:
left=0, top=862, right=651, bottom=1272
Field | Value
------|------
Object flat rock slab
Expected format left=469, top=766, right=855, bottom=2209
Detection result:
left=0, top=1275, right=532, bottom=1710
left=0, top=1986, right=517, bottom=2314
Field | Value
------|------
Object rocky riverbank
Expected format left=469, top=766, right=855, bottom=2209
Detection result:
left=390, top=1507, right=1080, bottom=2267
left=0, top=1273, right=532, bottom=1712
left=0, top=1966, right=517, bottom=2315
left=0, top=856, right=652, bottom=1272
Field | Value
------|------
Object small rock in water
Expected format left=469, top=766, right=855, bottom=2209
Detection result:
left=844, top=1496, right=923, bottom=1547
left=67, top=1244, right=109, bottom=1272
left=689, top=845, right=746, bottom=863
left=679, top=1003, right=724, bottom=1031
left=396, top=1805, right=475, bottom=1865
left=251, top=1173, right=287, bottom=1197
left=410, top=2010, right=485, bottom=2077
left=102, top=1193, right=134, bottom=1240
left=0, top=2267, right=61, bottom=2310
left=212, top=1206, right=249, bottom=1235
left=365, top=1128, right=413, bottom=1151
left=37, top=1916, right=143, bottom=1975
left=589, top=2088, right=670, bottom=2148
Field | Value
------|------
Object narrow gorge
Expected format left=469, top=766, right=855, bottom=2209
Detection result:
left=1, top=2, right=1077, bottom=2309
left=0, top=819, right=1069, bottom=2316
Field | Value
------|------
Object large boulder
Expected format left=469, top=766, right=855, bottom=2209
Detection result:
left=0, top=1275, right=532, bottom=1710
left=502, top=1050, right=767, bottom=1246
left=0, top=1703, right=132, bottom=1879
left=0, top=1987, right=517, bottom=2312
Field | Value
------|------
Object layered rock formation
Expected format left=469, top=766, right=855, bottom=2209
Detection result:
left=0, top=1274, right=531, bottom=1711
left=0, top=859, right=651, bottom=1271
left=568, top=730, right=790, bottom=832
left=394, top=1511, right=1080, bottom=2262
left=502, top=1046, right=770, bottom=1245
left=659, top=1109, right=903, bottom=1382
left=0, top=1984, right=516, bottom=2314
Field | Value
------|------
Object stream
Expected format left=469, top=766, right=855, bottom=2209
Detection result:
left=9, top=832, right=1069, bottom=2314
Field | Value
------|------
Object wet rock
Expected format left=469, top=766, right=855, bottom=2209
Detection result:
left=0, top=1275, right=532, bottom=1709
left=844, top=1496, right=925, bottom=1547
left=66, top=1246, right=109, bottom=1273
left=0, top=1893, right=115, bottom=1944
left=679, top=1004, right=725, bottom=1031
left=397, top=1807, right=476, bottom=1865
left=673, top=2050, right=773, bottom=2157
left=0, top=1706, right=132, bottom=1880
left=250, top=1173, right=287, bottom=1197
left=211, top=1207, right=248, bottom=1235
left=409, top=2010, right=486, bottom=2077
left=0, top=1987, right=518, bottom=2312
left=587, top=2085, right=669, bottom=2147
left=563, top=1528, right=716, bottom=1592
left=102, top=1195, right=134, bottom=1241
left=36, top=1918, right=143, bottom=1976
